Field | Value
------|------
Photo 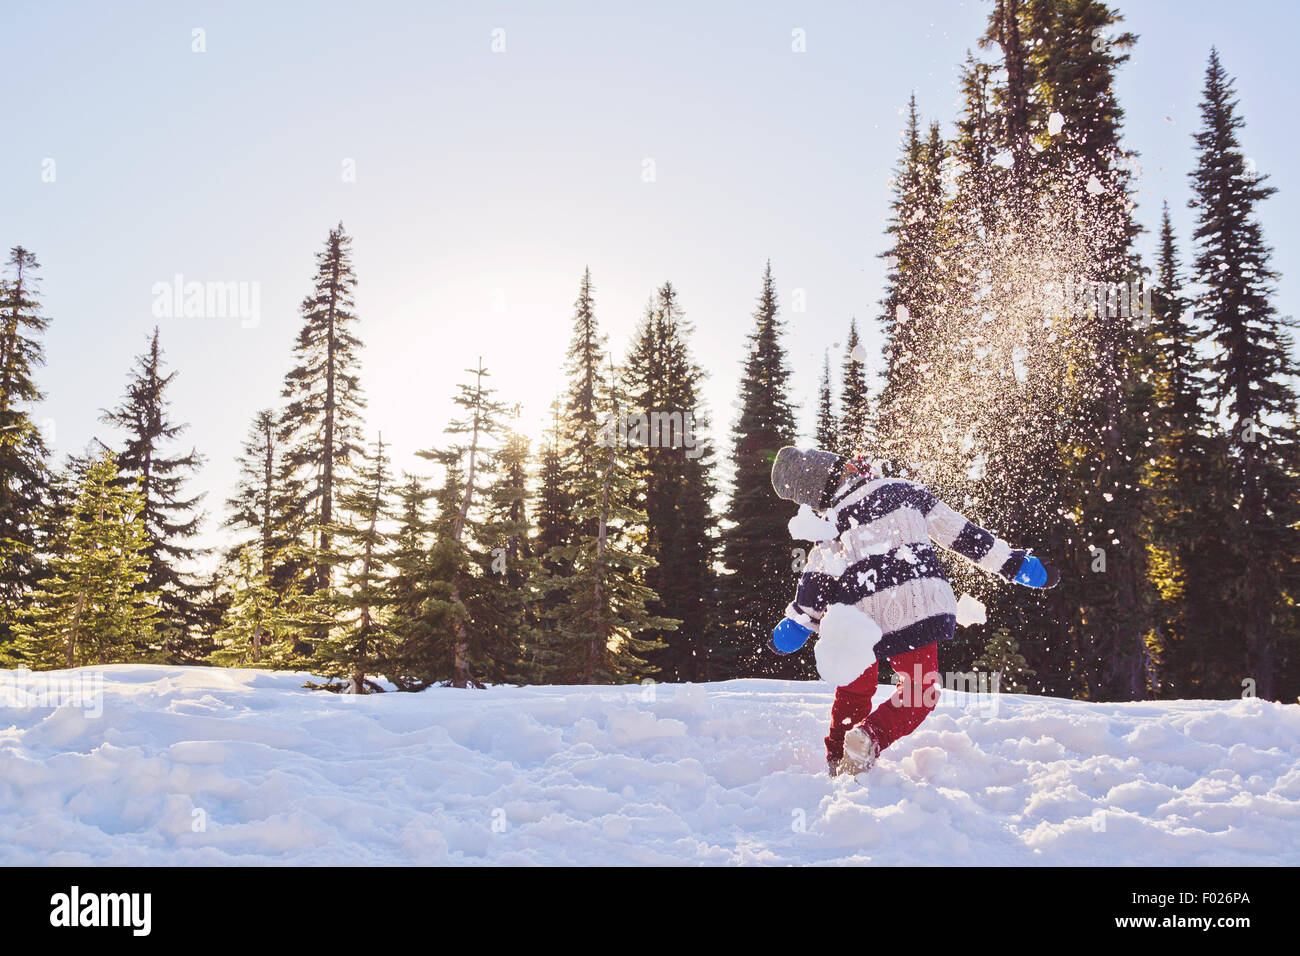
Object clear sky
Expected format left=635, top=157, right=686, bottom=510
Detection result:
left=5, top=0, right=1298, bottom=555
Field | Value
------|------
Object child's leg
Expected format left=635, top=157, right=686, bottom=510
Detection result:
left=859, top=643, right=940, bottom=752
left=825, top=660, right=879, bottom=763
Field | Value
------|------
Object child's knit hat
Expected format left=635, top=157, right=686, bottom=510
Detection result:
left=770, top=446, right=849, bottom=510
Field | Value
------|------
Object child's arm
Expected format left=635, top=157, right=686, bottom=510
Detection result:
left=919, top=489, right=1059, bottom=588
left=773, top=541, right=842, bottom=653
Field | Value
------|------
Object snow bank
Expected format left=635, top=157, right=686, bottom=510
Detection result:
left=1, top=664, right=1297, bottom=865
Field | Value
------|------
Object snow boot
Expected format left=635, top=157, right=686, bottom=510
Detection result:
left=840, top=725, right=881, bottom=775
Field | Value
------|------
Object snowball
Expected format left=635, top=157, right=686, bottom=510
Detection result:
left=1086, top=174, right=1104, bottom=195
left=1047, top=111, right=1065, bottom=136
left=955, top=593, right=987, bottom=628
left=814, top=604, right=882, bottom=685
left=788, top=504, right=838, bottom=542
left=850, top=343, right=869, bottom=363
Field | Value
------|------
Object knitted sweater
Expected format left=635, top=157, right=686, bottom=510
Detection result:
left=783, top=475, right=1027, bottom=659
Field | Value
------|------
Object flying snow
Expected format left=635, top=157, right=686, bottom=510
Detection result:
left=955, top=592, right=988, bottom=628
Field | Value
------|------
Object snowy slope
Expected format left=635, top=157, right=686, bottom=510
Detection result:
left=1, top=664, right=1298, bottom=865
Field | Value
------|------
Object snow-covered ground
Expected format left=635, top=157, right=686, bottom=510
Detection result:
left=1, top=664, right=1298, bottom=865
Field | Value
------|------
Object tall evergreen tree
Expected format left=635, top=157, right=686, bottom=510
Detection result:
left=414, top=360, right=512, bottom=688
left=565, top=267, right=605, bottom=424
left=719, top=262, right=799, bottom=678
left=1188, top=49, right=1300, bottom=700
left=559, top=268, right=610, bottom=550
left=623, top=283, right=717, bottom=681
left=875, top=97, right=946, bottom=470
left=923, top=0, right=1148, bottom=699
left=315, top=435, right=395, bottom=692
left=475, top=406, right=545, bottom=684
left=382, top=472, right=443, bottom=691
left=0, top=247, right=51, bottom=652
left=814, top=350, right=837, bottom=450
left=1142, top=205, right=1232, bottom=695
left=12, top=454, right=157, bottom=668
left=839, top=318, right=872, bottom=455
left=280, top=223, right=366, bottom=621
left=535, top=400, right=571, bottom=558
left=225, top=408, right=302, bottom=601
left=100, top=327, right=208, bottom=658
left=1024, top=0, right=1146, bottom=700
left=544, top=358, right=671, bottom=683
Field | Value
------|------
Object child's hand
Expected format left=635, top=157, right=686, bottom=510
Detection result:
left=1014, top=555, right=1060, bottom=589
left=772, top=618, right=814, bottom=654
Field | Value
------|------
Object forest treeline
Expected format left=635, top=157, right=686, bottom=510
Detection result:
left=1, top=0, right=1296, bottom=700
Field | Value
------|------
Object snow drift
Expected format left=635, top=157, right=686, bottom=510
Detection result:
left=1, top=664, right=1298, bottom=865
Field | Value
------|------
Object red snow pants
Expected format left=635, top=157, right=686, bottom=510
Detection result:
left=824, top=643, right=940, bottom=763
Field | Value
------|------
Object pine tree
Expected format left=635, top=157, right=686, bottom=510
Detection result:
left=544, top=359, right=671, bottom=683
left=208, top=543, right=297, bottom=668
left=535, top=268, right=673, bottom=683
left=225, top=408, right=303, bottom=601
left=719, top=262, right=800, bottom=678
left=314, top=435, right=394, bottom=692
left=382, top=473, right=439, bottom=691
left=1142, top=205, right=1232, bottom=696
left=13, top=454, right=157, bottom=668
left=560, top=268, right=609, bottom=548
left=280, top=223, right=367, bottom=628
left=973, top=627, right=1036, bottom=694
left=952, top=53, right=1001, bottom=235
left=100, top=327, right=208, bottom=659
left=814, top=350, right=837, bottom=450
left=839, top=318, right=872, bottom=455
left=565, top=267, right=605, bottom=424
left=623, top=283, right=717, bottom=681
left=0, top=247, right=51, bottom=653
left=1188, top=49, right=1300, bottom=700
left=929, top=0, right=1150, bottom=699
left=875, top=97, right=946, bottom=470
left=1021, top=0, right=1147, bottom=701
left=475, top=406, right=544, bottom=684
left=419, top=360, right=511, bottom=687
left=535, top=400, right=571, bottom=558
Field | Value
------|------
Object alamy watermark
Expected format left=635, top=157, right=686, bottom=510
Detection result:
left=152, top=274, right=260, bottom=328
left=1054, top=275, right=1153, bottom=328
left=0, top=668, right=104, bottom=718
left=885, top=665, right=1005, bottom=718
left=598, top=408, right=704, bottom=459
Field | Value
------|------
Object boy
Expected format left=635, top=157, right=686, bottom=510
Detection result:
left=769, top=446, right=1059, bottom=776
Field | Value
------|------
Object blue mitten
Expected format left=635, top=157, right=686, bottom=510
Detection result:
left=1014, top=555, right=1060, bottom=589
left=772, top=618, right=814, bottom=654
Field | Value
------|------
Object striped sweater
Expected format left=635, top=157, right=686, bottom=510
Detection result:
left=784, top=475, right=1028, bottom=659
